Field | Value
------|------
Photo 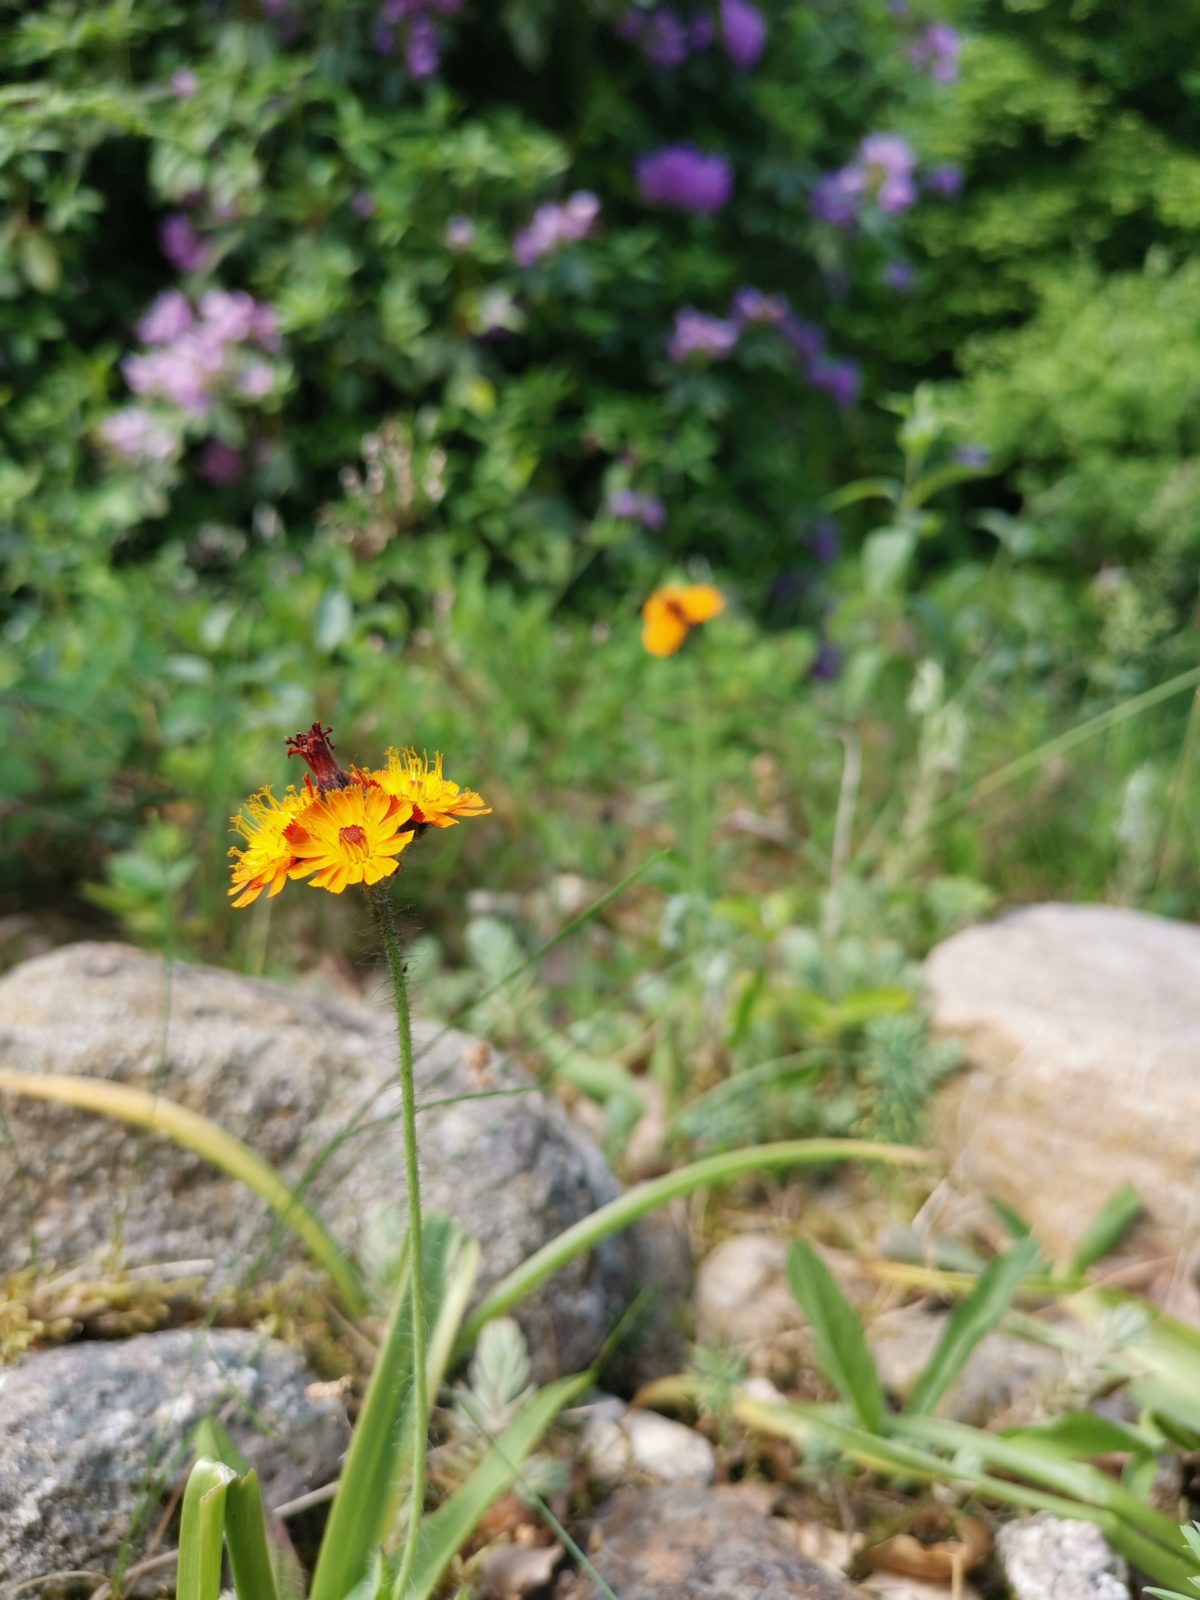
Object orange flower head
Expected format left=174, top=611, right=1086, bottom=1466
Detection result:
left=370, top=747, right=491, bottom=830
left=284, top=783, right=415, bottom=894
left=228, top=785, right=312, bottom=908
left=641, top=583, right=724, bottom=657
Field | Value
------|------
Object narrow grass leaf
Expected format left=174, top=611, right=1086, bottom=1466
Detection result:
left=224, top=1470, right=281, bottom=1600
left=177, top=1459, right=235, bottom=1600
left=1067, top=1182, right=1143, bottom=1276
left=785, top=1240, right=883, bottom=1431
left=1002, top=1411, right=1156, bottom=1460
left=906, top=1236, right=1040, bottom=1416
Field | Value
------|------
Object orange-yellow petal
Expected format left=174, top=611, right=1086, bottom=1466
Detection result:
left=641, top=595, right=690, bottom=657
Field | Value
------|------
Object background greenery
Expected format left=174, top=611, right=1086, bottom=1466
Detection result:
left=1, top=0, right=1197, bottom=1152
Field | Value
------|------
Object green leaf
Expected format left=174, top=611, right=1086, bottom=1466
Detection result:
left=822, top=477, right=901, bottom=511
left=785, top=1240, right=883, bottom=1432
left=177, top=1459, right=236, bottom=1600
left=906, top=1236, right=1040, bottom=1416
left=1067, top=1182, right=1142, bottom=1276
left=315, top=587, right=353, bottom=653
left=1002, top=1411, right=1156, bottom=1460
left=402, top=1371, right=589, bottom=1600
left=309, top=1215, right=480, bottom=1600
left=862, top=526, right=917, bottom=597
left=225, top=1470, right=282, bottom=1600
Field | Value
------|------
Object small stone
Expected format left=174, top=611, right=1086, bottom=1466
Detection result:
left=694, top=1235, right=806, bottom=1374
left=0, top=1328, right=349, bottom=1595
left=622, top=1409, right=715, bottom=1485
left=994, top=1513, right=1129, bottom=1600
left=561, top=1485, right=871, bottom=1599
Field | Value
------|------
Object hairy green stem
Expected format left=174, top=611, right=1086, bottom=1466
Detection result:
left=372, top=891, right=427, bottom=1597
left=455, top=1138, right=928, bottom=1356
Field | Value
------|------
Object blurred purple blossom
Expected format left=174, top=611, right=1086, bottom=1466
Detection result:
left=513, top=191, right=600, bottom=266
left=881, top=259, right=915, bottom=292
left=98, top=407, right=178, bottom=465
left=952, top=443, right=992, bottom=468
left=809, top=357, right=860, bottom=410
left=199, top=288, right=256, bottom=344
left=445, top=214, right=475, bottom=251
left=351, top=189, right=377, bottom=219
left=137, top=290, right=194, bottom=344
left=781, top=315, right=824, bottom=361
left=170, top=68, right=199, bottom=99
left=406, top=15, right=439, bottom=76
left=159, top=213, right=209, bottom=274
left=859, top=132, right=918, bottom=212
left=809, top=170, right=862, bottom=228
left=238, top=361, right=275, bottom=400
left=607, top=488, right=666, bottom=529
left=924, top=162, right=964, bottom=197
left=636, top=145, right=732, bottom=214
left=810, top=516, right=840, bottom=565
left=731, top=285, right=788, bottom=327
left=810, top=640, right=842, bottom=682
left=719, top=0, right=766, bottom=68
left=373, top=19, right=396, bottom=52
left=668, top=307, right=739, bottom=362
left=198, top=440, right=245, bottom=486
left=910, top=22, right=961, bottom=83
left=690, top=14, right=714, bottom=46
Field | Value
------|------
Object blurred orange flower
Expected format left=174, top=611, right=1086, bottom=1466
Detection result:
left=368, top=747, right=492, bottom=829
left=641, top=582, right=724, bottom=657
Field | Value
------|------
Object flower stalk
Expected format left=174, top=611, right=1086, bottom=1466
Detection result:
left=371, top=887, right=428, bottom=1596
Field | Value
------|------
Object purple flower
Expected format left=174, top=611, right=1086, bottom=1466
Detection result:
left=781, top=315, right=824, bottom=362
left=170, top=68, right=199, bottom=100
left=952, top=443, right=992, bottom=469
left=608, top=488, right=666, bottom=529
left=136, top=290, right=194, bottom=345
left=238, top=360, right=275, bottom=401
left=199, top=288, right=256, bottom=344
left=250, top=303, right=281, bottom=352
left=198, top=439, right=245, bottom=487
left=98, top=407, right=178, bottom=465
left=159, top=213, right=209, bottom=274
left=690, top=14, right=714, bottom=47
left=810, top=516, right=840, bottom=565
left=719, top=0, right=766, bottom=69
left=445, top=214, right=475, bottom=251
left=668, top=307, right=739, bottom=362
left=731, top=285, right=788, bottom=327
left=858, top=132, right=918, bottom=214
left=809, top=357, right=859, bottom=410
left=373, top=19, right=395, bottom=53
left=644, top=9, right=690, bottom=67
left=636, top=145, right=733, bottom=214
left=881, top=259, right=915, bottom=292
left=923, top=162, right=964, bottom=197
left=512, top=192, right=599, bottom=266
left=910, top=22, right=961, bottom=84
left=351, top=189, right=377, bottom=219
left=406, top=15, right=439, bottom=77
left=810, top=640, right=842, bottom=682
left=809, top=170, right=862, bottom=229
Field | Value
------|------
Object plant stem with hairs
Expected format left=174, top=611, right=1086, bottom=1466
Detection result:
left=371, top=888, right=427, bottom=1595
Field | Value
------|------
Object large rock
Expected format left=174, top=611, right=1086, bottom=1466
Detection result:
left=0, top=943, right=686, bottom=1380
left=0, top=1328, right=349, bottom=1596
left=561, top=1485, right=869, bottom=1599
left=994, top=1513, right=1129, bottom=1600
left=925, top=904, right=1200, bottom=1257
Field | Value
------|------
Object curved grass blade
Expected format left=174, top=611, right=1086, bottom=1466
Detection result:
left=785, top=1240, right=883, bottom=1432
left=177, top=1459, right=236, bottom=1600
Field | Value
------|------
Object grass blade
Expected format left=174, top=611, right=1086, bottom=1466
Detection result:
left=309, top=1215, right=479, bottom=1600
left=1067, top=1182, right=1142, bottom=1276
left=402, top=1372, right=590, bottom=1600
left=224, top=1470, right=281, bottom=1600
left=0, top=1068, right=366, bottom=1316
left=177, top=1459, right=235, bottom=1600
left=906, top=1236, right=1039, bottom=1416
left=785, top=1240, right=883, bottom=1431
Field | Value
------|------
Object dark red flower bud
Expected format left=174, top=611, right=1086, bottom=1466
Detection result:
left=286, top=722, right=350, bottom=792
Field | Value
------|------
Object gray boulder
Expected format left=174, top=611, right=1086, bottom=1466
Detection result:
left=994, top=1513, right=1129, bottom=1600
left=925, top=904, right=1200, bottom=1257
left=0, top=942, right=686, bottom=1381
left=560, top=1484, right=870, bottom=1599
left=0, top=1328, right=349, bottom=1596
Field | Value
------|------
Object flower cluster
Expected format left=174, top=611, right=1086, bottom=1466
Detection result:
left=811, top=133, right=919, bottom=227
left=607, top=488, right=666, bottom=529
left=909, top=22, right=961, bottom=83
left=666, top=284, right=860, bottom=409
left=641, top=582, right=724, bottom=657
left=512, top=192, right=601, bottom=267
left=373, top=0, right=463, bottom=76
left=618, top=0, right=765, bottom=71
left=98, top=289, right=283, bottom=469
left=229, top=725, right=489, bottom=905
left=636, top=145, right=733, bottom=214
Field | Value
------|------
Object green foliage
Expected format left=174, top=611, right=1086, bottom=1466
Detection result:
left=786, top=1240, right=884, bottom=1431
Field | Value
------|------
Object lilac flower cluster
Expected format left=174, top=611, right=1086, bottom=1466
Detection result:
left=512, top=192, right=600, bottom=267
left=810, top=133, right=919, bottom=227
left=98, top=289, right=283, bottom=469
left=909, top=22, right=961, bottom=83
left=668, top=285, right=860, bottom=410
left=636, top=145, right=733, bottom=214
left=607, top=488, right=667, bottom=529
left=618, top=0, right=765, bottom=70
left=373, top=0, right=462, bottom=77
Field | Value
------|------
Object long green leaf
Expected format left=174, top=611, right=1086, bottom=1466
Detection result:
left=402, top=1372, right=590, bottom=1600
left=224, top=1470, right=282, bottom=1600
left=1067, top=1182, right=1142, bottom=1276
left=177, top=1459, right=236, bottom=1600
left=455, top=1138, right=928, bottom=1355
left=906, top=1236, right=1039, bottom=1416
left=785, top=1240, right=883, bottom=1431
left=0, top=1068, right=366, bottom=1316
left=309, top=1215, right=479, bottom=1600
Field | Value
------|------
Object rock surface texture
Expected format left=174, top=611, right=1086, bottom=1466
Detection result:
left=0, top=942, right=685, bottom=1380
left=994, top=1513, right=1129, bottom=1600
left=925, top=904, right=1200, bottom=1256
left=561, top=1485, right=869, bottom=1599
left=0, top=1328, right=349, bottom=1596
